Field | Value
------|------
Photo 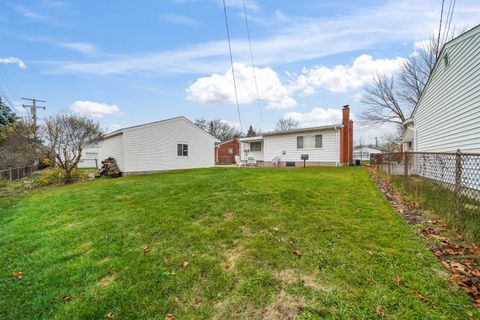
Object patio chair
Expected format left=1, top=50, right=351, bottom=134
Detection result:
left=235, top=155, right=247, bottom=167
left=272, top=156, right=280, bottom=167
left=247, top=156, right=257, bottom=167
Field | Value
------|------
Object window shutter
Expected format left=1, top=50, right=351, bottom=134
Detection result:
left=297, top=136, right=303, bottom=149
left=177, top=144, right=182, bottom=156
left=315, top=135, right=322, bottom=148
left=183, top=144, right=188, bottom=156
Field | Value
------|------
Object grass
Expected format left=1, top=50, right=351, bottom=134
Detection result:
left=0, top=167, right=477, bottom=319
left=391, top=175, right=480, bottom=245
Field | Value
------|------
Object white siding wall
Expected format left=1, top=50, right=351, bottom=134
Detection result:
left=122, top=118, right=215, bottom=173
left=239, top=141, right=264, bottom=161
left=98, top=134, right=124, bottom=171
left=264, top=129, right=340, bottom=164
left=78, top=145, right=99, bottom=168
left=414, top=30, right=480, bottom=153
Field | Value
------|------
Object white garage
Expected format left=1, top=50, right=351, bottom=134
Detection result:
left=98, top=116, right=219, bottom=175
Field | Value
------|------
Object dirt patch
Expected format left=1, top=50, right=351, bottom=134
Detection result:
left=260, top=291, right=305, bottom=320
left=274, top=269, right=331, bottom=291
left=97, top=274, right=116, bottom=289
left=96, top=257, right=110, bottom=264
left=223, top=244, right=246, bottom=270
left=64, top=221, right=84, bottom=228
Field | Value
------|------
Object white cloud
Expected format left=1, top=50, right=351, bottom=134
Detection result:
left=10, top=4, right=66, bottom=27
left=70, top=100, right=120, bottom=118
left=53, top=0, right=480, bottom=76
left=0, top=57, right=27, bottom=69
left=160, top=13, right=199, bottom=26
left=59, top=42, right=96, bottom=55
left=293, top=55, right=406, bottom=93
left=283, top=107, right=345, bottom=127
left=186, top=63, right=297, bottom=109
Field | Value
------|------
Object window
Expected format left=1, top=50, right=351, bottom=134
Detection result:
left=297, top=135, right=322, bottom=149
left=297, top=136, right=303, bottom=149
left=227, top=147, right=233, bottom=155
left=177, top=143, right=188, bottom=157
left=315, top=135, right=322, bottom=148
left=250, top=142, right=262, bottom=152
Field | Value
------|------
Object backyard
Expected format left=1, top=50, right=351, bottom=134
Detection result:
left=0, top=167, right=477, bottom=319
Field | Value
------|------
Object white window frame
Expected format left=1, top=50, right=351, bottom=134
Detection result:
left=296, top=134, right=323, bottom=150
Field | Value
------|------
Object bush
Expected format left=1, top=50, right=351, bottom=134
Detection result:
left=36, top=167, right=88, bottom=186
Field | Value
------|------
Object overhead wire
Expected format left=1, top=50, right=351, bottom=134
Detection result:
left=442, top=0, right=456, bottom=46
left=241, top=0, right=263, bottom=127
left=222, top=0, right=243, bottom=133
left=436, top=0, right=446, bottom=58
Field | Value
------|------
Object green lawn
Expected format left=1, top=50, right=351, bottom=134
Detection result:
left=0, top=167, right=477, bottom=319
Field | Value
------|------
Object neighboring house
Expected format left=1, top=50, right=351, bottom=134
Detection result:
left=353, top=146, right=383, bottom=161
left=238, top=105, right=353, bottom=167
left=215, top=136, right=240, bottom=165
left=98, top=116, right=220, bottom=175
left=404, top=24, right=480, bottom=153
left=77, top=144, right=99, bottom=168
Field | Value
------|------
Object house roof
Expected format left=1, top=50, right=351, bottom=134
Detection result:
left=102, top=116, right=220, bottom=142
left=411, top=24, right=480, bottom=118
left=238, top=124, right=342, bottom=141
left=262, top=124, right=342, bottom=137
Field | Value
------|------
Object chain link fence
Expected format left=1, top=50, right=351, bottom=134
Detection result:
left=372, top=151, right=480, bottom=239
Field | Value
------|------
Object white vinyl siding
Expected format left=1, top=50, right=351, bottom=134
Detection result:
left=99, top=134, right=124, bottom=171
left=413, top=29, right=480, bottom=153
left=264, top=129, right=339, bottom=163
left=99, top=117, right=217, bottom=174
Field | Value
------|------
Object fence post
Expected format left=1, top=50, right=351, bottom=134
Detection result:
left=9, top=168, right=12, bottom=181
left=454, top=149, right=462, bottom=220
left=404, top=152, right=409, bottom=190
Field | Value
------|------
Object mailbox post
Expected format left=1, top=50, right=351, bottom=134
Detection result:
left=301, top=154, right=309, bottom=168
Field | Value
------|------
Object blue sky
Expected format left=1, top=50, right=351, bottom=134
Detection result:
left=1, top=0, right=479, bottom=144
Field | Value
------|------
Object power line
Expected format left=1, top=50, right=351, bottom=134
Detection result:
left=22, top=97, right=46, bottom=130
left=222, top=0, right=243, bottom=133
left=443, top=0, right=456, bottom=46
left=436, top=0, right=446, bottom=58
left=242, top=0, right=263, bottom=127
left=0, top=65, right=21, bottom=102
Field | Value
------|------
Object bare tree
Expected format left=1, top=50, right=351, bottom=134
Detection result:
left=42, top=113, right=103, bottom=183
left=360, top=31, right=456, bottom=141
left=194, top=118, right=241, bottom=142
left=275, top=117, right=299, bottom=131
left=0, top=120, right=39, bottom=169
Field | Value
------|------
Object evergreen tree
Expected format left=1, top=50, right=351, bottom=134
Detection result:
left=246, top=125, right=256, bottom=137
left=0, top=99, right=17, bottom=129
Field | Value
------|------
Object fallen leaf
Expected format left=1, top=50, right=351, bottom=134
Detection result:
left=272, top=227, right=279, bottom=232
left=222, top=263, right=231, bottom=270
left=183, top=260, right=189, bottom=268
left=292, top=247, right=302, bottom=256
left=165, top=314, right=174, bottom=320
left=163, top=257, right=169, bottom=264
left=62, top=295, right=71, bottom=302
left=415, top=292, right=431, bottom=302
left=356, top=208, right=363, bottom=213
left=12, top=272, right=23, bottom=279
left=376, top=305, right=384, bottom=318
left=367, top=250, right=373, bottom=256
left=106, top=311, right=114, bottom=318
left=395, top=275, right=401, bottom=286
left=143, top=245, right=151, bottom=254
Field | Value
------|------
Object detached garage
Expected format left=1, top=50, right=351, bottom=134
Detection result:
left=98, top=116, right=220, bottom=175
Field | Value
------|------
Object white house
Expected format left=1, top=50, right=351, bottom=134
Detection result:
left=238, top=105, right=354, bottom=167
left=353, top=146, right=383, bottom=161
left=98, top=116, right=220, bottom=175
left=77, top=145, right=99, bottom=168
left=404, top=24, right=480, bottom=153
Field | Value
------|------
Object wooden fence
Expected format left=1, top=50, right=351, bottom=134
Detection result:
left=0, top=164, right=39, bottom=181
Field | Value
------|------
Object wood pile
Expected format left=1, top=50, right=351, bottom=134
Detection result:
left=98, top=157, right=121, bottom=178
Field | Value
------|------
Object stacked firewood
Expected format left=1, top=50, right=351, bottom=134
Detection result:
left=98, top=157, right=121, bottom=178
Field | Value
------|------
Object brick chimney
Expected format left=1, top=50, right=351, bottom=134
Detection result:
left=340, top=105, right=353, bottom=165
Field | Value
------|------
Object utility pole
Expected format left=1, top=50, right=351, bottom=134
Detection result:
left=22, top=97, right=46, bottom=128
left=375, top=137, right=378, bottom=148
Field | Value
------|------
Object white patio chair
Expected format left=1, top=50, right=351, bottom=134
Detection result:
left=272, top=156, right=280, bottom=167
left=235, top=155, right=247, bottom=167
left=247, top=156, right=257, bottom=167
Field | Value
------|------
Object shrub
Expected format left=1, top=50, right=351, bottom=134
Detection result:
left=36, top=167, right=88, bottom=186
